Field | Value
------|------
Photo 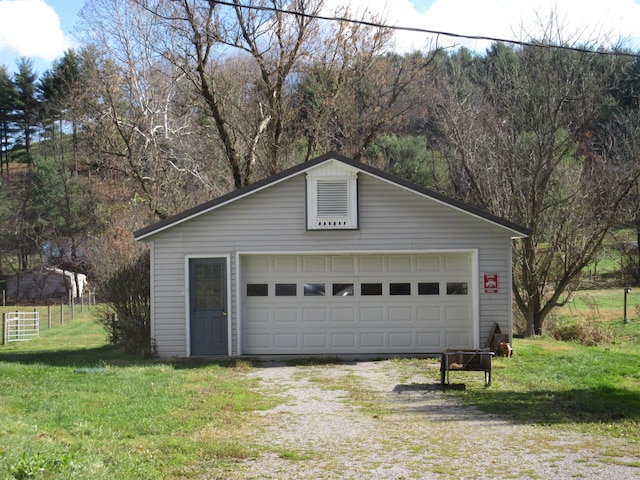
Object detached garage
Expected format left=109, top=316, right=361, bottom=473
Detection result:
left=134, top=152, right=529, bottom=358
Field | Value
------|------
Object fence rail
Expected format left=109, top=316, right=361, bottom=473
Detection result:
left=3, top=311, right=40, bottom=343
left=1, top=297, right=97, bottom=345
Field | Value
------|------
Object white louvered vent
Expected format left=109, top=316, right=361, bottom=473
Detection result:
left=306, top=160, right=358, bottom=230
left=317, top=180, right=348, bottom=217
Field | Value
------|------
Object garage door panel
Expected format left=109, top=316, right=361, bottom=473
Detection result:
left=242, top=253, right=474, bottom=354
left=331, top=333, right=356, bottom=348
left=274, top=256, right=298, bottom=272
left=331, top=256, right=356, bottom=272
left=302, top=333, right=327, bottom=348
left=360, top=307, right=385, bottom=323
left=247, top=308, right=270, bottom=323
left=445, top=331, right=472, bottom=348
left=417, top=332, right=443, bottom=348
left=417, top=306, right=443, bottom=323
left=274, top=308, right=298, bottom=323
left=445, top=254, right=471, bottom=271
left=388, top=255, right=413, bottom=271
left=360, top=332, right=385, bottom=348
left=389, top=306, right=413, bottom=323
left=330, top=307, right=356, bottom=322
left=302, top=308, right=327, bottom=323
left=359, top=256, right=384, bottom=272
left=303, top=256, right=327, bottom=271
left=246, top=333, right=270, bottom=349
left=389, top=332, right=413, bottom=347
left=275, top=333, right=299, bottom=348
left=417, top=255, right=441, bottom=271
left=445, top=306, right=472, bottom=324
left=247, top=256, right=270, bottom=271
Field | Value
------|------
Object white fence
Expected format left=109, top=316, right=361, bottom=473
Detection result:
left=2, top=311, right=40, bottom=343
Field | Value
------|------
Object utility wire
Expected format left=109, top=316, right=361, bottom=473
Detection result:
left=207, top=0, right=640, bottom=59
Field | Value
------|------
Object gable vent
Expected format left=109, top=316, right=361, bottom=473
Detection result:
left=317, top=180, right=348, bottom=217
left=306, top=161, right=359, bottom=230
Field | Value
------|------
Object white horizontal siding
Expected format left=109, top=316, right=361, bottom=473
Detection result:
left=150, top=174, right=515, bottom=357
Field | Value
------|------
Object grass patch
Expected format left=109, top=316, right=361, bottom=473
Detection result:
left=305, top=367, right=389, bottom=419
left=277, top=449, right=316, bottom=461
left=2, top=288, right=639, bottom=477
left=437, top=288, right=640, bottom=441
left=445, top=330, right=640, bottom=440
left=550, top=289, right=638, bottom=324
left=0, top=310, right=275, bottom=479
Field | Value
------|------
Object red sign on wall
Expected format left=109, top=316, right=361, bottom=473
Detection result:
left=484, top=272, right=498, bottom=293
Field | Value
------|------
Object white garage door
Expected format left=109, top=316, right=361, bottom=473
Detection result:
left=241, top=253, right=475, bottom=355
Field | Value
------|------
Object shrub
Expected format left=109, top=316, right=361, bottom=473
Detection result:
left=98, top=250, right=152, bottom=356
left=549, top=319, right=611, bottom=346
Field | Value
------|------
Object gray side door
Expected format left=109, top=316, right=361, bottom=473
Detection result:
left=190, top=258, right=227, bottom=355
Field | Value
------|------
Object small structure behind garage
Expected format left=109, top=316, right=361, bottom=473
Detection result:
left=6, top=268, right=87, bottom=302
left=134, top=152, right=529, bottom=358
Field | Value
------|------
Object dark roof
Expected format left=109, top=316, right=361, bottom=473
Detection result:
left=134, top=151, right=530, bottom=240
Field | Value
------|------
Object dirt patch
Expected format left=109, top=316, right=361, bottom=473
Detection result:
left=213, top=360, right=639, bottom=479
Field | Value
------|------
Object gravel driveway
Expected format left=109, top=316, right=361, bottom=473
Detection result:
left=216, top=359, right=639, bottom=479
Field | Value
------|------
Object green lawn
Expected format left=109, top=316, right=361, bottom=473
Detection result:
left=1, top=294, right=639, bottom=478
left=443, top=304, right=640, bottom=441
left=551, top=288, right=638, bottom=324
left=0, top=310, right=272, bottom=479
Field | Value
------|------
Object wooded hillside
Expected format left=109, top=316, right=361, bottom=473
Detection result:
left=1, top=0, right=640, bottom=336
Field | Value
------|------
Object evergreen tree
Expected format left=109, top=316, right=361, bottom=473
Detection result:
left=13, top=58, right=40, bottom=168
left=0, top=65, right=17, bottom=177
left=39, top=50, right=84, bottom=170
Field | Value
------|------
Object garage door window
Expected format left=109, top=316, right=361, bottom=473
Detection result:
left=418, top=282, right=440, bottom=295
left=390, top=283, right=411, bottom=295
left=361, top=283, right=382, bottom=295
left=447, top=282, right=468, bottom=295
left=275, top=283, right=297, bottom=296
left=304, top=283, right=326, bottom=296
left=333, top=283, right=354, bottom=296
left=247, top=284, right=268, bottom=296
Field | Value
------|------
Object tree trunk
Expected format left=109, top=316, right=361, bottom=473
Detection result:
left=635, top=210, right=640, bottom=283
left=524, top=308, right=547, bottom=337
left=533, top=313, right=545, bottom=336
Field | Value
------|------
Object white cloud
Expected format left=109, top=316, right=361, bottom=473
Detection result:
left=322, top=0, right=640, bottom=53
left=0, top=0, right=72, bottom=62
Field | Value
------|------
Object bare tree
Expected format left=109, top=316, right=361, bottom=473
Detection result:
left=295, top=10, right=437, bottom=162
left=79, top=0, right=431, bottom=199
left=595, top=76, right=640, bottom=284
left=79, top=0, right=217, bottom=219
left=132, top=0, right=324, bottom=188
left=432, top=37, right=640, bottom=336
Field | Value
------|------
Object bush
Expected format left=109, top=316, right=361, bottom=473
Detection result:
left=98, top=250, right=152, bottom=356
left=549, top=319, right=611, bottom=346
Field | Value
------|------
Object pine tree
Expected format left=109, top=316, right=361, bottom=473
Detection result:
left=13, top=58, right=40, bottom=168
left=0, top=65, right=17, bottom=177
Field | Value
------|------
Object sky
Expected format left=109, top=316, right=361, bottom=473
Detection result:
left=1, top=0, right=640, bottom=76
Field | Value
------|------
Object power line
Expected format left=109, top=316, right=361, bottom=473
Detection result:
left=208, top=0, right=640, bottom=59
